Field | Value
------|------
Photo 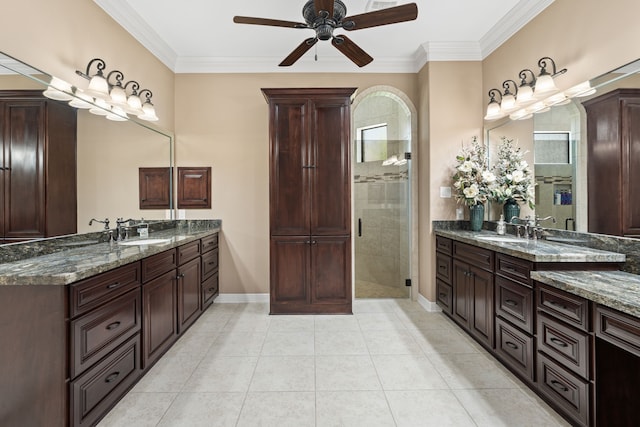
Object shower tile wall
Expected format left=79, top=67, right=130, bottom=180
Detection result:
left=354, top=158, right=409, bottom=290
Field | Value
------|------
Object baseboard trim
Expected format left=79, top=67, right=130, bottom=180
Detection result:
left=417, top=293, right=442, bottom=312
left=215, top=293, right=270, bottom=303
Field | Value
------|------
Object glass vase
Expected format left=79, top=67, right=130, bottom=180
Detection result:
left=503, top=198, right=521, bottom=223
left=469, top=203, right=485, bottom=231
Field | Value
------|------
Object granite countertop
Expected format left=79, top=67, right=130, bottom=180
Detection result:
left=531, top=270, right=640, bottom=318
left=435, top=229, right=626, bottom=263
left=0, top=222, right=221, bottom=286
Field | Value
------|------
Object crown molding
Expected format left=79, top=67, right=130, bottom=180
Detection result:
left=93, top=0, right=178, bottom=70
left=417, top=41, right=483, bottom=66
left=480, top=0, right=555, bottom=58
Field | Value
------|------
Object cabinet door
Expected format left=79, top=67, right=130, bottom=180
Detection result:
left=2, top=100, right=45, bottom=239
left=623, top=99, right=640, bottom=235
left=270, top=236, right=309, bottom=311
left=469, top=265, right=494, bottom=349
left=177, top=257, right=201, bottom=333
left=310, top=98, right=351, bottom=236
left=310, top=235, right=351, bottom=309
left=142, top=269, right=178, bottom=368
left=269, top=99, right=311, bottom=236
left=452, top=260, right=471, bottom=327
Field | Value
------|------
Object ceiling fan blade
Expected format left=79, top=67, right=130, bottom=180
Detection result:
left=314, top=0, right=334, bottom=17
left=331, top=35, right=373, bottom=68
left=342, top=3, right=418, bottom=31
left=279, top=38, right=319, bottom=66
left=233, top=16, right=307, bottom=29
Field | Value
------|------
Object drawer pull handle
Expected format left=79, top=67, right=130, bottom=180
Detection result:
left=505, top=341, right=518, bottom=350
left=439, top=265, right=446, bottom=270
left=208, top=287, right=216, bottom=292
left=549, top=337, right=569, bottom=347
left=106, top=321, right=121, bottom=330
left=208, top=262, right=216, bottom=266
left=107, top=282, right=120, bottom=289
left=505, top=299, right=518, bottom=307
left=439, top=293, right=447, bottom=299
left=176, top=273, right=185, bottom=280
left=550, top=379, right=569, bottom=392
left=105, top=372, right=120, bottom=383
left=548, top=301, right=568, bottom=310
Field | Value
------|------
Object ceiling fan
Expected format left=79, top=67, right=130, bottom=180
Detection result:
left=233, top=0, right=418, bottom=67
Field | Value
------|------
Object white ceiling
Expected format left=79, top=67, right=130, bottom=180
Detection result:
left=94, top=0, right=554, bottom=73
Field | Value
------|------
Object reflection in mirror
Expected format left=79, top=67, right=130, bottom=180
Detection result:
left=0, top=51, right=174, bottom=237
left=486, top=57, right=640, bottom=234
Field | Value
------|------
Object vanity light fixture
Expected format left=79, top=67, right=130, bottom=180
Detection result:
left=484, top=88, right=504, bottom=120
left=74, top=58, right=160, bottom=122
left=534, top=56, right=567, bottom=95
left=43, top=77, right=74, bottom=101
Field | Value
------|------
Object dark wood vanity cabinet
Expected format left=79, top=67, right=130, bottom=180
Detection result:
left=0, top=91, right=77, bottom=242
left=177, top=240, right=202, bottom=333
left=201, top=233, right=219, bottom=309
left=536, top=283, right=592, bottom=427
left=263, top=88, right=355, bottom=314
left=584, top=88, right=640, bottom=237
left=435, top=236, right=453, bottom=314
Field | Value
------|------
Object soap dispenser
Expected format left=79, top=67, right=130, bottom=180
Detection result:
left=496, top=214, right=506, bottom=235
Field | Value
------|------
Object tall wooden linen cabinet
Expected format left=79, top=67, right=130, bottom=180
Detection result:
left=263, top=88, right=355, bottom=314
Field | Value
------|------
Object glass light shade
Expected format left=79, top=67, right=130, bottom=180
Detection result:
left=484, top=101, right=502, bottom=120
left=509, top=109, right=532, bottom=120
left=43, top=77, right=74, bottom=101
left=382, top=155, right=398, bottom=166
left=85, top=74, right=110, bottom=99
left=500, top=93, right=517, bottom=112
left=125, top=94, right=143, bottom=114
left=109, top=85, right=127, bottom=106
left=106, top=106, right=128, bottom=121
left=138, top=102, right=159, bottom=121
left=534, top=74, right=557, bottom=94
left=516, top=85, right=534, bottom=104
left=566, top=81, right=596, bottom=98
left=68, top=90, right=94, bottom=109
left=393, top=158, right=407, bottom=166
left=89, top=97, right=111, bottom=116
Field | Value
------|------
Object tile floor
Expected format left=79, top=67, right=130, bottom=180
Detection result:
left=98, top=299, right=570, bottom=427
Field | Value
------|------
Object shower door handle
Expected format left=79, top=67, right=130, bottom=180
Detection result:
left=358, top=218, right=362, bottom=237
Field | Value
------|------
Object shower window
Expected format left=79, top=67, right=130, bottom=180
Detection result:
left=356, top=123, right=388, bottom=162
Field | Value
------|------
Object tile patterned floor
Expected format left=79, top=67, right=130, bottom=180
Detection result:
left=98, top=299, right=570, bottom=427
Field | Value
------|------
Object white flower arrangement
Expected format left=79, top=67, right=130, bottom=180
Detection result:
left=452, top=137, right=495, bottom=207
left=491, top=137, right=536, bottom=209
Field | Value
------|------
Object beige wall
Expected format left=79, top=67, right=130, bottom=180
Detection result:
left=175, top=73, right=418, bottom=294
left=0, top=0, right=175, bottom=130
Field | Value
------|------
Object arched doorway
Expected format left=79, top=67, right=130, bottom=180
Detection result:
left=351, top=86, right=418, bottom=299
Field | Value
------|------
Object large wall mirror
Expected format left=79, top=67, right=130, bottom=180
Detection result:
left=0, top=51, right=174, bottom=236
left=486, top=57, right=640, bottom=233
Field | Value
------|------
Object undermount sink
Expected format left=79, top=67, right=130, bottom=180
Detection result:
left=118, top=238, right=173, bottom=246
left=475, top=235, right=527, bottom=243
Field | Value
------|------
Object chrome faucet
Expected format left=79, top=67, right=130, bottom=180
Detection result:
left=531, top=216, right=556, bottom=240
left=115, top=218, right=135, bottom=241
left=89, top=218, right=110, bottom=230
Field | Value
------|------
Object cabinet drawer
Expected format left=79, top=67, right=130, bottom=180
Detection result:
left=70, top=263, right=141, bottom=318
left=453, top=241, right=493, bottom=271
left=495, top=317, right=535, bottom=383
left=202, top=247, right=219, bottom=279
left=70, top=289, right=141, bottom=378
left=201, top=233, right=219, bottom=253
left=495, top=276, right=534, bottom=334
left=435, top=236, right=452, bottom=255
left=178, top=240, right=201, bottom=265
left=537, top=284, right=590, bottom=331
left=595, top=305, right=640, bottom=357
left=202, top=271, right=219, bottom=308
left=436, top=252, right=452, bottom=283
left=538, top=312, right=591, bottom=379
left=70, top=334, right=142, bottom=427
left=537, top=352, right=590, bottom=427
left=436, top=278, right=452, bottom=314
left=141, top=249, right=177, bottom=283
left=496, top=253, right=532, bottom=285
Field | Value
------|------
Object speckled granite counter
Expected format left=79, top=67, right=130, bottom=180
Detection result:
left=531, top=270, right=640, bottom=318
left=0, top=220, right=221, bottom=286
left=434, top=229, right=626, bottom=263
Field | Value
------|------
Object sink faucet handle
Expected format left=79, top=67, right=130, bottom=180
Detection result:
left=535, top=215, right=557, bottom=226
